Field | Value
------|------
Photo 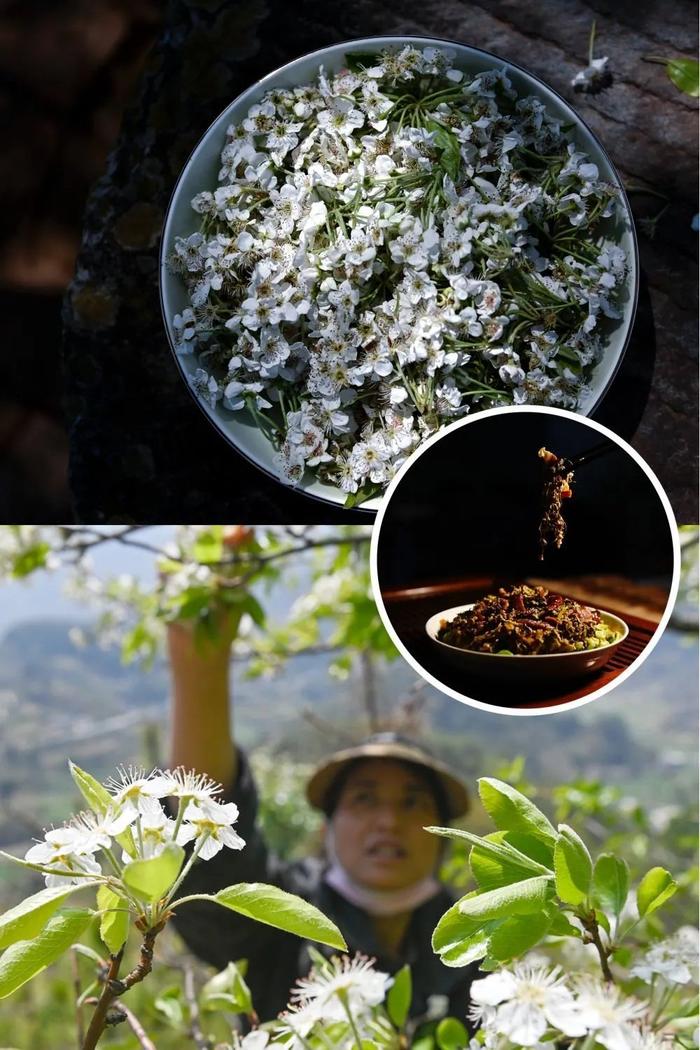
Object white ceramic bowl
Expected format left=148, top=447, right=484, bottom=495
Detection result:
left=160, top=35, right=639, bottom=511
left=425, top=602, right=629, bottom=682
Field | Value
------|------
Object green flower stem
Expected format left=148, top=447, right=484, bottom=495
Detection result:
left=284, top=1021, right=316, bottom=1050
left=650, top=981, right=676, bottom=1027
left=164, top=832, right=211, bottom=907
left=102, top=846, right=123, bottom=879
left=171, top=795, right=191, bottom=842
left=337, top=989, right=365, bottom=1050
left=135, top=815, right=144, bottom=856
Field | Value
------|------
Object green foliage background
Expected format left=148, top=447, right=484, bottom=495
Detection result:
left=0, top=525, right=696, bottom=1047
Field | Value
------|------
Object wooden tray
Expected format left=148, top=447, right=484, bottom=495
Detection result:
left=381, top=577, right=657, bottom=710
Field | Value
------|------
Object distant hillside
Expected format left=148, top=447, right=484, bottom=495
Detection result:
left=0, top=617, right=696, bottom=852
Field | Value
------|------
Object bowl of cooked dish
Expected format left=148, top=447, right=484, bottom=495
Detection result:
left=425, top=584, right=628, bottom=681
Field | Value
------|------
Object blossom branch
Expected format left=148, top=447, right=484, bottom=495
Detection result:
left=81, top=947, right=124, bottom=1050
left=581, top=912, right=615, bottom=984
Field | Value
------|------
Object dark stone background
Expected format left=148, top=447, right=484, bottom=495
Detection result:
left=7, top=0, right=699, bottom=522
left=1, top=0, right=164, bottom=520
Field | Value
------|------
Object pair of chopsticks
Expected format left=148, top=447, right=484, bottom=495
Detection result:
left=562, top=440, right=614, bottom=471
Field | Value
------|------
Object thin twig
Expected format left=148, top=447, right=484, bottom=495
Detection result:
left=120, top=1004, right=158, bottom=1050
left=72, top=949, right=85, bottom=1050
left=184, top=964, right=210, bottom=1050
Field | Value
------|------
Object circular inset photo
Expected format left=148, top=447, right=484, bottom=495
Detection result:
left=371, top=407, right=679, bottom=714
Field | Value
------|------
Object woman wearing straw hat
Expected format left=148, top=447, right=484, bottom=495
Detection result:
left=166, top=564, right=479, bottom=1025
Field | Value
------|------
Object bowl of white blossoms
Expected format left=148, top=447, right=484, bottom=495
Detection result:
left=161, top=37, right=638, bottom=510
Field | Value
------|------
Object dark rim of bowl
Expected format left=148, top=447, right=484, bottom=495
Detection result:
left=159, top=33, right=641, bottom=515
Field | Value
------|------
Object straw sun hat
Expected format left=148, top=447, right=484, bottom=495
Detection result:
left=306, top=732, right=470, bottom=820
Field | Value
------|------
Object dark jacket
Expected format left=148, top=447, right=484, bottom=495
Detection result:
left=171, top=750, right=479, bottom=1023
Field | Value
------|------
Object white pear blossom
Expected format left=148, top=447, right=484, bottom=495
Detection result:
left=469, top=962, right=588, bottom=1046
left=631, top=927, right=700, bottom=987
left=573, top=977, right=648, bottom=1050
left=170, top=44, right=627, bottom=503
left=181, top=800, right=246, bottom=860
left=104, top=767, right=175, bottom=819
left=289, top=953, right=391, bottom=1026
left=25, top=827, right=103, bottom=888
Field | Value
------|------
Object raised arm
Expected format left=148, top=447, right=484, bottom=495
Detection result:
left=166, top=526, right=254, bottom=793
left=167, top=617, right=238, bottom=792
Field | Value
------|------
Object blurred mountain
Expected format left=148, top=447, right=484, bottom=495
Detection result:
left=0, top=617, right=696, bottom=855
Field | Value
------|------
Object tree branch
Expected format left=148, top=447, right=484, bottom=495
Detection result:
left=582, top=913, right=615, bottom=984
left=81, top=947, right=124, bottom=1050
left=81, top=918, right=168, bottom=1050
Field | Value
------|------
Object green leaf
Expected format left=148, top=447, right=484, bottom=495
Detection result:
left=122, top=622, right=157, bottom=665
left=470, top=843, right=531, bottom=892
left=0, top=883, right=99, bottom=951
left=0, top=909, right=93, bottom=999
left=68, top=762, right=137, bottom=859
left=470, top=831, right=553, bottom=892
left=502, top=831, right=555, bottom=869
left=69, top=761, right=114, bottom=813
left=154, top=986, right=185, bottom=1028
left=427, top=120, right=461, bottom=181
left=548, top=910, right=582, bottom=938
left=96, top=886, right=129, bottom=955
left=122, top=844, right=185, bottom=903
left=488, top=910, right=552, bottom=961
left=201, top=961, right=252, bottom=1015
left=436, top=1016, right=469, bottom=1050
left=478, top=779, right=557, bottom=844
left=386, top=964, right=411, bottom=1028
left=637, top=867, right=678, bottom=917
left=345, top=52, right=381, bottom=73
left=211, top=884, right=347, bottom=950
left=596, top=909, right=611, bottom=936
left=667, top=58, right=700, bottom=97
left=431, top=898, right=502, bottom=967
left=554, top=824, right=593, bottom=906
left=593, top=854, right=629, bottom=919
left=427, top=826, right=550, bottom=877
left=193, top=527, right=224, bottom=564
left=11, top=543, right=51, bottom=578
left=343, top=483, right=381, bottom=509
left=459, top=876, right=553, bottom=921
left=239, top=592, right=266, bottom=628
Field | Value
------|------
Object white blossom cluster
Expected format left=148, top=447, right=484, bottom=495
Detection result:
left=631, top=927, right=699, bottom=987
left=469, top=960, right=676, bottom=1049
left=232, top=954, right=392, bottom=1049
left=25, top=767, right=245, bottom=888
left=170, top=45, right=627, bottom=504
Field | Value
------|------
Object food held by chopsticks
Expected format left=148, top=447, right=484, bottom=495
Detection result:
left=537, top=446, right=574, bottom=560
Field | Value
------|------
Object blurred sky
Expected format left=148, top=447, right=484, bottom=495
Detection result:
left=0, top=527, right=174, bottom=636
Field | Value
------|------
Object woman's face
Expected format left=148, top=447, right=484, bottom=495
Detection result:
left=330, top=758, right=442, bottom=890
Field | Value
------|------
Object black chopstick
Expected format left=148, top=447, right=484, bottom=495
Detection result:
left=565, top=440, right=615, bottom=470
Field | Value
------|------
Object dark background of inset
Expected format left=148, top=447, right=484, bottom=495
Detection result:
left=376, top=412, right=676, bottom=589
left=2, top=0, right=698, bottom=521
